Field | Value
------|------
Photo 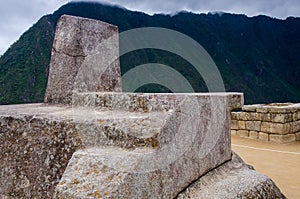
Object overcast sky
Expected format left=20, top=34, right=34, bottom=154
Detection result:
left=0, top=0, right=299, bottom=55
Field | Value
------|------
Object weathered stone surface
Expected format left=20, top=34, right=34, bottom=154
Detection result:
left=231, top=119, right=238, bottom=130
left=0, top=104, right=82, bottom=198
left=247, top=112, right=262, bottom=121
left=231, top=130, right=237, bottom=135
left=54, top=92, right=240, bottom=198
left=231, top=112, right=239, bottom=120
left=44, top=15, right=121, bottom=104
left=259, top=132, right=269, bottom=141
left=296, top=132, right=300, bottom=141
left=245, top=120, right=261, bottom=131
left=291, top=120, right=300, bottom=133
left=0, top=14, right=286, bottom=199
left=238, top=112, right=248, bottom=120
left=261, top=113, right=271, bottom=122
left=0, top=92, right=243, bottom=198
left=256, top=107, right=269, bottom=113
left=177, top=152, right=286, bottom=199
left=249, top=131, right=259, bottom=139
left=271, top=113, right=293, bottom=123
left=232, top=103, right=300, bottom=142
left=269, top=134, right=296, bottom=143
left=237, top=130, right=249, bottom=138
left=293, top=112, right=298, bottom=121
left=261, top=122, right=290, bottom=135
left=242, top=104, right=261, bottom=112
left=238, top=121, right=246, bottom=129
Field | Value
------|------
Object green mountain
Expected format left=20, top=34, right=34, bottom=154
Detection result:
left=0, top=2, right=299, bottom=104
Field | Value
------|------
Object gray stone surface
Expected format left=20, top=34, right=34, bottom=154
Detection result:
left=54, top=92, right=242, bottom=198
left=0, top=92, right=243, bottom=198
left=0, top=14, right=286, bottom=199
left=44, top=15, right=121, bottom=104
left=177, top=152, right=286, bottom=199
left=232, top=102, right=300, bottom=142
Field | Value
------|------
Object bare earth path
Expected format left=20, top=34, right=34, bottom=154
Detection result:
left=232, top=135, right=300, bottom=199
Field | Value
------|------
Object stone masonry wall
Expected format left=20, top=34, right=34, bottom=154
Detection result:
left=231, top=103, right=300, bottom=143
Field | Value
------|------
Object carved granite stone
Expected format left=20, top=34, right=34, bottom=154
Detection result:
left=44, top=15, right=121, bottom=104
left=0, top=15, right=286, bottom=199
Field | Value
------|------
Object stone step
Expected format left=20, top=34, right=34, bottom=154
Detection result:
left=54, top=142, right=231, bottom=199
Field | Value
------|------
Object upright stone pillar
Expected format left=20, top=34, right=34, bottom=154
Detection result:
left=44, top=15, right=121, bottom=104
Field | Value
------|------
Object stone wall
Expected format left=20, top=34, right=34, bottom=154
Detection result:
left=231, top=103, right=300, bottom=143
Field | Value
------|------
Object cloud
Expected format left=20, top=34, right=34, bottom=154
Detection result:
left=0, top=0, right=68, bottom=55
left=99, top=0, right=300, bottom=18
left=0, top=0, right=299, bottom=55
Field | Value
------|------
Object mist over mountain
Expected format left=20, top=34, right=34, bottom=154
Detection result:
left=0, top=1, right=299, bottom=104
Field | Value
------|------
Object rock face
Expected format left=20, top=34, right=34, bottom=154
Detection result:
left=44, top=15, right=121, bottom=104
left=0, top=15, right=286, bottom=199
left=177, top=152, right=286, bottom=199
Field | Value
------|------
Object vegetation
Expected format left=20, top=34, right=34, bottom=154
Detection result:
left=0, top=2, right=299, bottom=104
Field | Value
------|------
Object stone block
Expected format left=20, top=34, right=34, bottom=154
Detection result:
left=249, top=131, right=258, bottom=139
left=238, top=121, right=246, bottom=129
left=53, top=92, right=243, bottom=198
left=269, top=134, right=296, bottom=143
left=238, top=112, right=248, bottom=120
left=261, top=113, right=271, bottom=122
left=245, top=121, right=261, bottom=131
left=296, top=132, right=300, bottom=141
left=0, top=92, right=244, bottom=199
left=261, top=122, right=290, bottom=135
left=292, top=112, right=298, bottom=121
left=231, top=130, right=237, bottom=135
left=270, top=113, right=292, bottom=123
left=268, top=107, right=290, bottom=113
left=259, top=132, right=269, bottom=141
left=291, top=120, right=300, bottom=133
left=261, top=122, right=270, bottom=132
left=231, top=112, right=239, bottom=120
left=242, top=105, right=259, bottom=112
left=237, top=130, right=249, bottom=138
left=44, top=15, right=122, bottom=104
left=247, top=112, right=261, bottom=121
left=231, top=120, right=238, bottom=130
left=256, top=106, right=268, bottom=113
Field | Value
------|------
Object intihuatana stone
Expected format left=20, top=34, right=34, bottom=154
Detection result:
left=0, top=15, right=286, bottom=199
left=54, top=92, right=242, bottom=198
left=44, top=15, right=121, bottom=104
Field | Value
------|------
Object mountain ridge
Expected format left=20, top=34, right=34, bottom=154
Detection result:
left=0, top=2, right=299, bottom=104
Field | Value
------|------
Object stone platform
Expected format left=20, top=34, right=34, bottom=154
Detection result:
left=0, top=92, right=242, bottom=198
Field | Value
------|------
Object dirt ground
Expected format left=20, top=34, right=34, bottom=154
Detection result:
left=232, top=135, right=300, bottom=199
